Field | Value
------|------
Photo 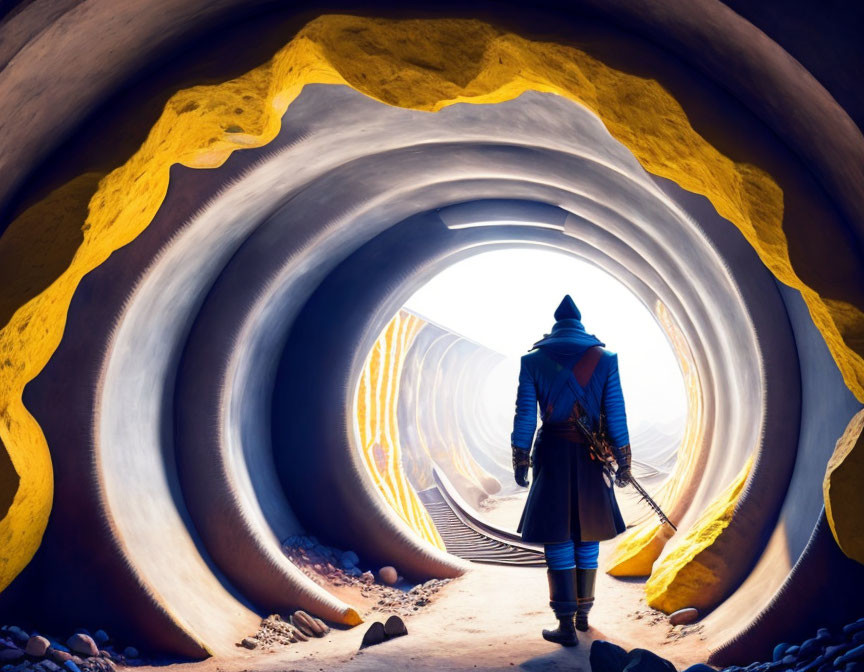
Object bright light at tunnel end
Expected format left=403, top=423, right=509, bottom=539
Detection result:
left=404, top=247, right=688, bottom=439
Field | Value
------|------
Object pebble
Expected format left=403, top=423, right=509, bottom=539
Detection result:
left=827, top=644, right=850, bottom=659
left=291, top=611, right=328, bottom=638
left=798, top=655, right=826, bottom=672
left=41, top=662, right=61, bottom=672
left=64, top=636, right=97, bottom=659
left=837, top=645, right=864, bottom=666
left=845, top=623, right=864, bottom=637
left=25, top=637, right=50, bottom=658
left=683, top=666, right=715, bottom=672
left=121, top=648, right=138, bottom=659
left=0, top=650, right=23, bottom=663
left=49, top=652, right=71, bottom=665
left=669, top=608, right=699, bottom=626
left=341, top=551, right=359, bottom=569
left=240, top=638, right=257, bottom=650
left=772, top=643, right=790, bottom=661
left=91, top=634, right=107, bottom=649
left=7, top=631, right=27, bottom=646
left=378, top=566, right=398, bottom=586
left=799, top=638, right=820, bottom=658
left=63, top=663, right=81, bottom=672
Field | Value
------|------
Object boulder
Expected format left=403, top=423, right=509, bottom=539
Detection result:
left=25, top=638, right=50, bottom=658
left=623, top=649, right=676, bottom=672
left=65, top=636, right=97, bottom=658
left=589, top=640, right=629, bottom=672
left=378, top=566, right=398, bottom=586
left=669, top=608, right=700, bottom=626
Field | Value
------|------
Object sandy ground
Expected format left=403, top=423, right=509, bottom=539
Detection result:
left=136, top=559, right=710, bottom=672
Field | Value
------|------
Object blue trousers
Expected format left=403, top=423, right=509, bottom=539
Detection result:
left=544, top=539, right=600, bottom=570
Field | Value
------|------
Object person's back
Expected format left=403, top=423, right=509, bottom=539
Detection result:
left=510, top=295, right=632, bottom=647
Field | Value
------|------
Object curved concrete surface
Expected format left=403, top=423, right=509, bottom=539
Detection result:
left=0, top=4, right=862, bottom=667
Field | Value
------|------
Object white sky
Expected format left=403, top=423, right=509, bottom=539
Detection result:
left=404, top=247, right=687, bottom=435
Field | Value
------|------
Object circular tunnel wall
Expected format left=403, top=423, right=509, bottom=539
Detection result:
left=0, top=8, right=862, bottom=668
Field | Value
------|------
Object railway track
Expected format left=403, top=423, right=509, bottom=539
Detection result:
left=418, top=470, right=545, bottom=567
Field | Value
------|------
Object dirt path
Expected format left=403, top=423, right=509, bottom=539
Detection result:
left=136, top=559, right=710, bottom=672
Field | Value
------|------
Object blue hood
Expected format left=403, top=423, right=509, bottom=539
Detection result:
left=532, top=295, right=605, bottom=353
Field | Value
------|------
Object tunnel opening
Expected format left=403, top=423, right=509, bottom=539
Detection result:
left=350, top=247, right=689, bottom=553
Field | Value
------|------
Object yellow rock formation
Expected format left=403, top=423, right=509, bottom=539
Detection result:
left=645, top=458, right=753, bottom=612
left=355, top=311, right=446, bottom=549
left=824, top=409, right=864, bottom=563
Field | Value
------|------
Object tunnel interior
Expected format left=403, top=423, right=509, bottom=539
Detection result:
left=1, top=3, right=863, bottom=670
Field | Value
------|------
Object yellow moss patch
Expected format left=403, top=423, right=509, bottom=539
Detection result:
left=824, top=409, right=864, bottom=564
left=2, top=13, right=863, bottom=594
left=645, top=458, right=753, bottom=613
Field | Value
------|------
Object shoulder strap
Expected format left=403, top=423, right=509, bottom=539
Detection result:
left=541, top=346, right=604, bottom=421
left=573, top=345, right=604, bottom=388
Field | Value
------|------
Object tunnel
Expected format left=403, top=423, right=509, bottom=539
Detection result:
left=1, top=2, right=863, bottom=670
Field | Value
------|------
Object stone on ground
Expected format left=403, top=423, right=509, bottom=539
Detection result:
left=378, top=566, right=398, bottom=585
left=669, top=608, right=699, bottom=626
left=589, top=640, right=629, bottom=672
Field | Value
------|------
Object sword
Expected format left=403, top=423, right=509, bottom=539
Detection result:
left=571, top=414, right=678, bottom=532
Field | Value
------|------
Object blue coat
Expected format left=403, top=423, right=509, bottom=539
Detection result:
left=511, top=299, right=629, bottom=543
left=510, top=320, right=630, bottom=452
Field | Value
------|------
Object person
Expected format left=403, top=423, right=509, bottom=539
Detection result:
left=511, top=295, right=632, bottom=647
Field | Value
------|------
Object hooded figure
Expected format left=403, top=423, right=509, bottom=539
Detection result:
left=511, top=295, right=631, bottom=647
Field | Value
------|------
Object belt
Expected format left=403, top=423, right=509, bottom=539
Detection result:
left=538, top=422, right=588, bottom=443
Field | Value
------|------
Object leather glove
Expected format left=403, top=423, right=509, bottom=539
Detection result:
left=614, top=444, right=632, bottom=488
left=615, top=465, right=632, bottom=488
left=512, top=445, right=530, bottom=487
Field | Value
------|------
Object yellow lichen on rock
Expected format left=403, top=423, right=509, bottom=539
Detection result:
left=824, top=409, right=864, bottom=564
left=2, top=13, right=863, bottom=595
left=645, top=458, right=753, bottom=613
